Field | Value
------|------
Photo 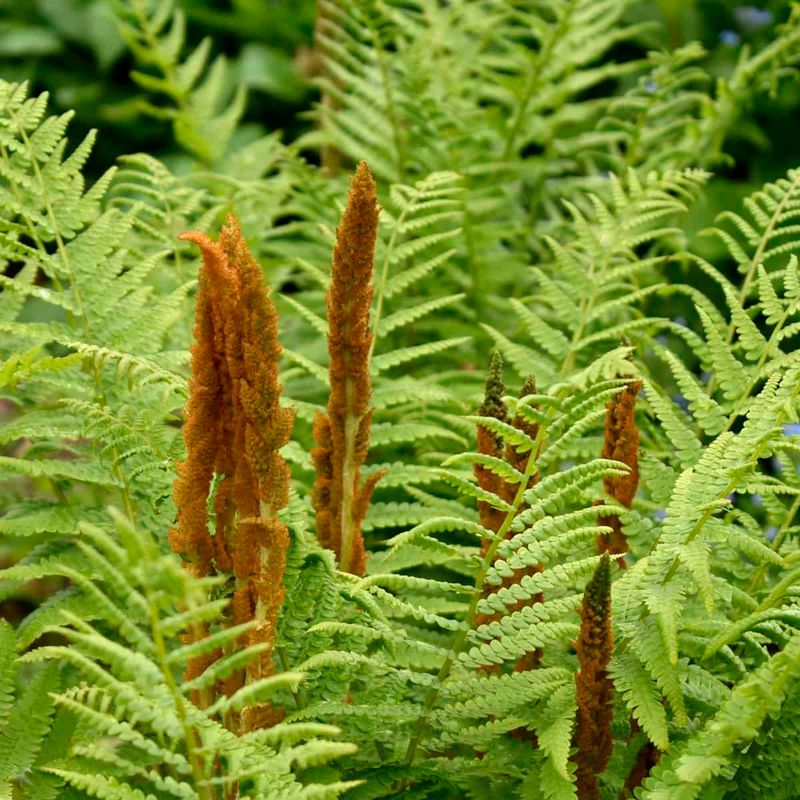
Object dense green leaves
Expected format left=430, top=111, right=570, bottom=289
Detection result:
left=3, top=3, right=800, bottom=799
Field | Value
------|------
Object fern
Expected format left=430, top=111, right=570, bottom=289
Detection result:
left=5, top=5, right=800, bottom=800
left=2, top=509, right=356, bottom=800
left=110, top=0, right=246, bottom=164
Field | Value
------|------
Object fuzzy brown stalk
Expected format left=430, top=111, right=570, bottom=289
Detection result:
left=172, top=216, right=294, bottom=730
left=169, top=263, right=220, bottom=576
left=473, top=360, right=543, bottom=677
left=474, top=350, right=510, bottom=541
left=311, top=161, right=382, bottom=576
left=596, top=381, right=642, bottom=565
left=502, top=374, right=543, bottom=672
left=621, top=735, right=660, bottom=798
left=572, top=554, right=614, bottom=800
left=596, top=382, right=659, bottom=793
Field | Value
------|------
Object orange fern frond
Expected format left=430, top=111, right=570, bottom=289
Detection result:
left=573, top=554, right=614, bottom=800
left=596, top=380, right=642, bottom=563
left=311, top=161, right=382, bottom=575
left=172, top=215, right=294, bottom=730
left=169, top=264, right=220, bottom=575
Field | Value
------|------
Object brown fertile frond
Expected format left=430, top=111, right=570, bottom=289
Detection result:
left=475, top=350, right=510, bottom=540
left=572, top=554, right=614, bottom=800
left=622, top=736, right=660, bottom=798
left=173, top=216, right=294, bottom=730
left=594, top=380, right=658, bottom=793
left=311, top=161, right=381, bottom=575
left=474, top=364, right=543, bottom=676
left=596, top=380, right=642, bottom=564
left=169, top=267, right=220, bottom=575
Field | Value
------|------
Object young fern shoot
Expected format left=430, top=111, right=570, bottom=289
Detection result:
left=312, top=161, right=384, bottom=575
left=474, top=350, right=512, bottom=538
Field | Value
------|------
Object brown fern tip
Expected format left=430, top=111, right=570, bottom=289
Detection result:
left=475, top=350, right=510, bottom=540
left=597, top=380, right=642, bottom=563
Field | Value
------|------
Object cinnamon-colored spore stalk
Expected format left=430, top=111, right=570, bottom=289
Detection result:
left=573, top=554, right=614, bottom=800
left=596, top=380, right=642, bottom=563
left=171, top=216, right=294, bottom=730
left=473, top=357, right=542, bottom=674
left=311, top=161, right=383, bottom=575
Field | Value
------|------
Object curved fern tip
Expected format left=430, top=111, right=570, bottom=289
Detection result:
left=519, top=373, right=537, bottom=397
left=178, top=229, right=212, bottom=247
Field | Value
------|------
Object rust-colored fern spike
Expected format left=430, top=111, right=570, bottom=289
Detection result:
left=311, top=161, right=382, bottom=575
left=504, top=374, right=544, bottom=672
left=172, top=216, right=294, bottom=731
left=474, top=349, right=510, bottom=541
left=573, top=554, right=614, bottom=800
left=473, top=362, right=543, bottom=678
left=169, top=263, right=220, bottom=576
left=596, top=380, right=642, bottom=564
left=595, top=381, right=659, bottom=794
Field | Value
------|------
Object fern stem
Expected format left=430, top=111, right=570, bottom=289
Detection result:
left=315, top=0, right=342, bottom=175
left=769, top=493, right=800, bottom=553
left=461, top=175, right=484, bottom=317
left=718, top=297, right=794, bottom=437
left=707, top=169, right=800, bottom=399
left=746, top=493, right=800, bottom=600
left=0, top=143, right=136, bottom=520
left=370, top=186, right=410, bottom=357
left=404, top=411, right=549, bottom=767
left=340, top=392, right=359, bottom=573
left=127, top=0, right=214, bottom=166
left=369, top=25, right=405, bottom=180
left=738, top=171, right=800, bottom=302
left=663, top=378, right=800, bottom=588
left=146, top=590, right=212, bottom=800
left=278, top=646, right=307, bottom=709
left=502, top=0, right=578, bottom=161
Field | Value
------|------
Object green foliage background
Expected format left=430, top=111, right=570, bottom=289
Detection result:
left=3, top=1, right=796, bottom=190
left=0, top=0, right=317, bottom=175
